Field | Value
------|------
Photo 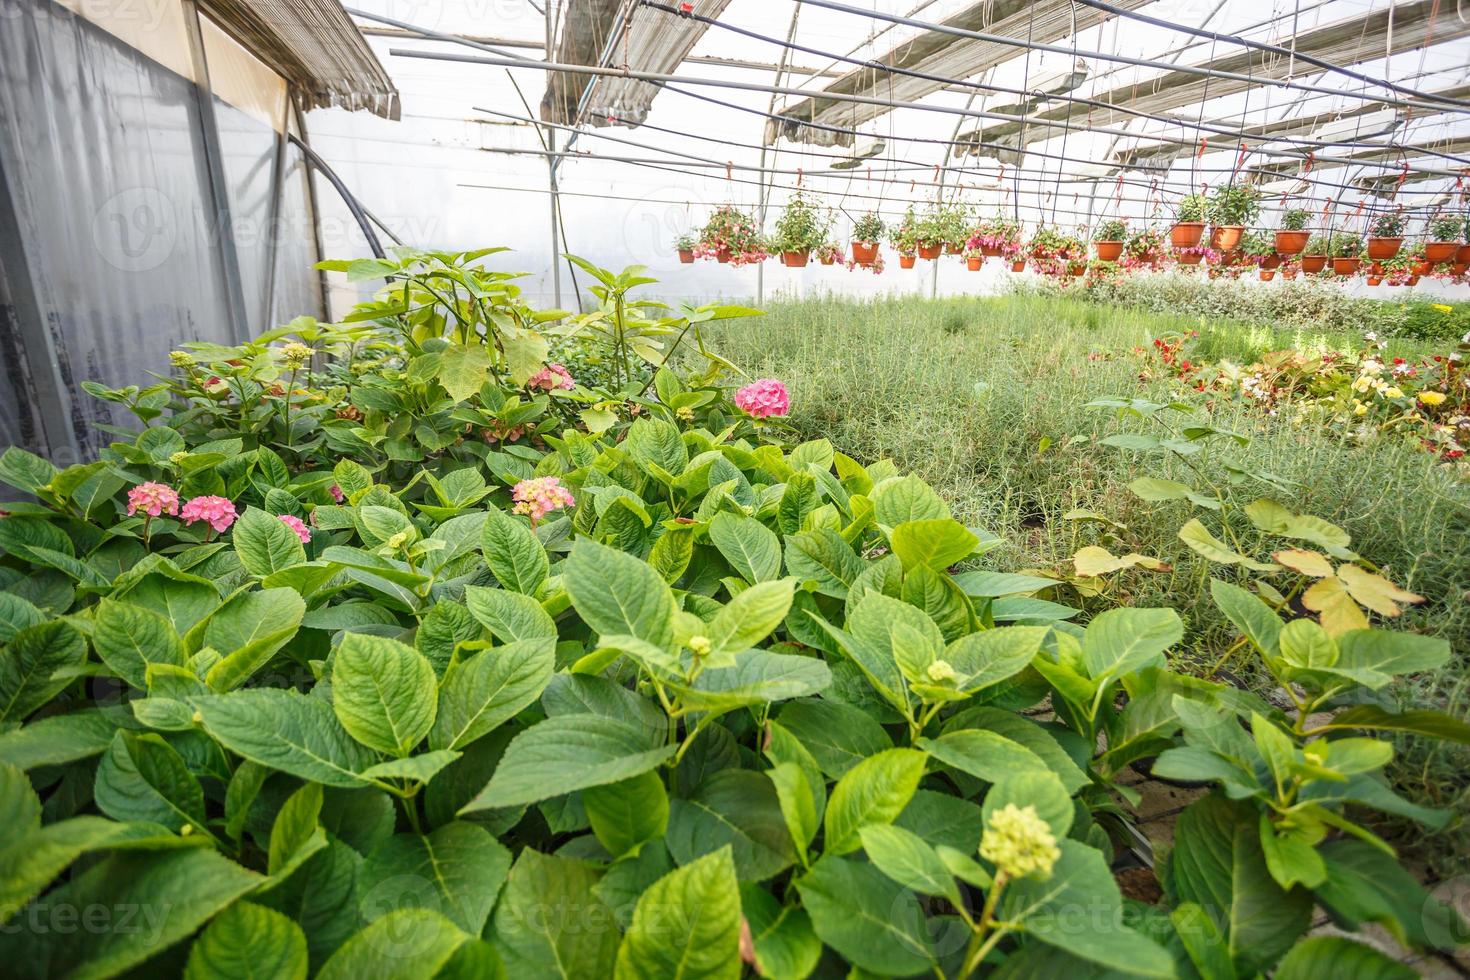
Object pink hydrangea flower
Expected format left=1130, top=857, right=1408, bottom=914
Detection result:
left=527, top=363, right=575, bottom=392
left=277, top=514, right=310, bottom=543
left=511, top=477, right=575, bottom=526
left=126, top=482, right=179, bottom=518
left=329, top=484, right=345, bottom=503
left=180, top=495, right=238, bottom=533
left=734, top=379, right=790, bottom=418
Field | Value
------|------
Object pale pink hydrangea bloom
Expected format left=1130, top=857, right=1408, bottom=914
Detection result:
left=527, top=363, right=575, bottom=392
left=734, top=379, right=790, bottom=418
left=126, top=482, right=179, bottom=518
left=180, top=495, right=238, bottom=533
left=511, top=477, right=575, bottom=526
left=329, top=484, right=345, bottom=503
left=277, top=514, right=310, bottom=543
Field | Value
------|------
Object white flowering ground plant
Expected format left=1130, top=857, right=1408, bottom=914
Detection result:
left=0, top=255, right=1464, bottom=978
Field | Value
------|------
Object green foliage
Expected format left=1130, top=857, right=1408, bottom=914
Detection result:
left=1092, top=218, right=1127, bottom=242
left=1175, top=193, right=1207, bottom=222
left=1208, top=183, right=1262, bottom=226
left=1279, top=207, right=1310, bottom=231
left=0, top=261, right=1462, bottom=977
left=770, top=192, right=830, bottom=254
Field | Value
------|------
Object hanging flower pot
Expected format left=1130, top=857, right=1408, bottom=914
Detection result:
left=1282, top=268, right=1298, bottom=280
left=1457, top=245, right=1470, bottom=263
left=1274, top=230, right=1309, bottom=254
left=1068, top=261, right=1086, bottom=277
left=1259, top=269, right=1275, bottom=281
left=1366, top=275, right=1382, bottom=286
left=1301, top=254, right=1327, bottom=273
left=945, top=242, right=963, bottom=255
left=1407, top=274, right=1420, bottom=286
left=980, top=244, right=1002, bottom=257
left=1010, top=259, right=1026, bottom=272
left=1170, top=222, right=1205, bottom=248
left=1209, top=225, right=1244, bottom=251
left=1412, top=260, right=1432, bottom=275
left=716, top=248, right=732, bottom=264
left=1259, top=254, right=1281, bottom=270
left=1178, top=251, right=1204, bottom=265
left=1366, top=237, right=1402, bottom=261
left=851, top=241, right=878, bottom=266
left=678, top=249, right=694, bottom=264
left=1095, top=241, right=1124, bottom=261
left=818, top=252, right=836, bottom=266
left=1332, top=257, right=1361, bottom=276
left=918, top=243, right=942, bottom=260
left=783, top=250, right=809, bottom=267
left=899, top=254, right=917, bottom=269
left=1424, top=241, right=1458, bottom=263
left=966, top=255, right=983, bottom=271
left=1453, top=261, right=1469, bottom=276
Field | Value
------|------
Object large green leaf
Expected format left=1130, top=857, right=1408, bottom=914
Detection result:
left=481, top=511, right=549, bottom=596
left=1316, top=839, right=1464, bottom=951
left=331, top=633, right=438, bottom=756
left=823, top=747, right=927, bottom=855
left=614, top=847, right=740, bottom=980
left=93, top=731, right=206, bottom=834
left=268, top=783, right=326, bottom=880
left=565, top=540, right=675, bottom=648
left=202, top=588, right=306, bottom=691
left=185, top=901, right=308, bottom=980
left=1080, top=607, right=1182, bottom=685
left=193, top=689, right=374, bottom=788
left=704, top=579, right=794, bottom=656
left=918, top=730, right=1053, bottom=788
left=1318, top=630, right=1451, bottom=690
left=1166, top=794, right=1313, bottom=975
left=584, top=770, right=668, bottom=859
left=316, top=908, right=469, bottom=980
left=783, top=529, right=862, bottom=598
left=0, top=621, right=85, bottom=723
left=858, top=823, right=963, bottom=906
left=795, top=856, right=933, bottom=975
left=91, top=599, right=186, bottom=690
left=254, top=838, right=363, bottom=968
left=429, top=637, right=554, bottom=751
left=358, top=822, right=512, bottom=934
left=888, top=518, right=978, bottom=571
left=0, top=592, right=45, bottom=643
left=491, top=849, right=619, bottom=977
left=438, top=343, right=493, bottom=402
left=871, top=474, right=948, bottom=526
left=776, top=699, right=891, bottom=778
left=668, top=651, right=831, bottom=714
left=463, top=585, right=557, bottom=644
left=626, top=416, right=690, bottom=478
left=1210, top=578, right=1283, bottom=658
left=943, top=625, right=1048, bottom=693
left=666, top=769, right=796, bottom=882
left=463, top=714, right=675, bottom=811
left=738, top=884, right=821, bottom=980
left=0, top=848, right=261, bottom=979
left=1271, top=936, right=1416, bottom=980
left=233, top=506, right=307, bottom=577
left=708, top=512, right=782, bottom=583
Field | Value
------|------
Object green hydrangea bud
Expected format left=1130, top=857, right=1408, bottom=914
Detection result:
left=980, top=803, right=1060, bottom=881
left=169, top=350, right=194, bottom=367
left=689, top=635, right=712, bottom=657
left=926, top=659, right=957, bottom=683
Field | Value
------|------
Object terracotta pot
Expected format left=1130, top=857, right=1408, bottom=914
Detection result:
left=1178, top=251, right=1204, bottom=265
left=945, top=242, right=962, bottom=255
left=716, top=248, right=732, bottom=264
left=1259, top=269, right=1276, bottom=281
left=1010, top=260, right=1025, bottom=272
left=1454, top=262, right=1469, bottom=276
left=1274, top=230, right=1310, bottom=254
left=1170, top=222, right=1205, bottom=248
left=1457, top=244, right=1470, bottom=263
left=1259, top=254, right=1281, bottom=270
left=851, top=241, right=878, bottom=265
left=1366, top=237, right=1402, bottom=261
left=1142, top=252, right=1159, bottom=267
left=1068, top=261, right=1086, bottom=277
left=678, top=249, right=694, bottom=264
left=1301, top=254, right=1327, bottom=273
left=1425, top=241, right=1458, bottom=263
left=1332, top=257, right=1361, bottom=276
left=1412, top=260, right=1432, bottom=275
left=1210, top=225, right=1244, bottom=251
left=1282, top=269, right=1298, bottom=280
left=784, top=250, right=810, bottom=267
left=1407, top=275, right=1420, bottom=286
left=1366, top=276, right=1382, bottom=286
left=1096, top=241, right=1124, bottom=261
left=980, top=244, right=1001, bottom=257
left=820, top=255, right=836, bottom=266
left=966, top=255, right=983, bottom=271
left=918, top=243, right=942, bottom=260
left=899, top=254, right=916, bottom=269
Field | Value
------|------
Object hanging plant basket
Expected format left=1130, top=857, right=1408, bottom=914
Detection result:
left=966, top=255, right=983, bottom=271
left=1259, top=254, right=1281, bottom=270
left=1010, top=259, right=1026, bottom=272
left=918, top=243, right=943, bottom=260
left=784, top=250, right=810, bottom=267
left=851, top=242, right=878, bottom=266
left=1301, top=254, right=1327, bottom=273
left=1209, top=225, right=1244, bottom=251
left=1259, top=269, right=1275, bottom=281
left=1282, top=268, right=1298, bottom=280
left=1095, top=241, right=1124, bottom=262
left=1366, top=237, right=1402, bottom=261
left=716, top=248, right=732, bottom=264
left=899, top=254, right=917, bottom=269
left=1274, top=230, right=1310, bottom=254
left=1178, top=251, right=1204, bottom=265
left=1457, top=245, right=1470, bottom=263
left=1170, top=222, right=1205, bottom=248
left=678, top=249, right=695, bottom=264
left=1424, top=241, right=1458, bottom=263
left=1332, top=257, right=1361, bottom=276
left=1366, top=275, right=1382, bottom=286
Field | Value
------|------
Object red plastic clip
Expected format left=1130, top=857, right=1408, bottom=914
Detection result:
left=725, top=161, right=732, bottom=181
left=1303, top=151, right=1314, bottom=173
left=679, top=2, right=693, bottom=13
left=1197, top=137, right=1208, bottom=159
left=796, top=167, right=803, bottom=187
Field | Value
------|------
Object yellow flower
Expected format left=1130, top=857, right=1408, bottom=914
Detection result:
left=926, top=660, right=957, bottom=683
left=1353, top=401, right=1367, bottom=416
left=279, top=342, right=313, bottom=370
left=1384, top=386, right=1405, bottom=400
left=1433, top=304, right=1453, bottom=313
left=1351, top=377, right=1371, bottom=393
left=1419, top=391, right=1447, bottom=407
left=688, top=635, right=711, bottom=658
left=980, top=803, right=1060, bottom=881
left=676, top=406, right=695, bottom=422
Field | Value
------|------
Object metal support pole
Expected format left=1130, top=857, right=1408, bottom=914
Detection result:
left=180, top=0, right=250, bottom=343
left=261, top=87, right=292, bottom=329
left=755, top=6, right=802, bottom=308
left=545, top=3, right=563, bottom=309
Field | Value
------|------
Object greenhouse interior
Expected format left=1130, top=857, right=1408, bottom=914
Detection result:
left=1, top=0, right=1469, bottom=976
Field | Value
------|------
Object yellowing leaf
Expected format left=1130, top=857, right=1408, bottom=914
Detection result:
left=1071, top=546, right=1168, bottom=577
left=1301, top=577, right=1370, bottom=636
left=1272, top=549, right=1333, bottom=578
left=1178, top=519, right=1278, bottom=571
left=1335, top=565, right=1424, bottom=618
